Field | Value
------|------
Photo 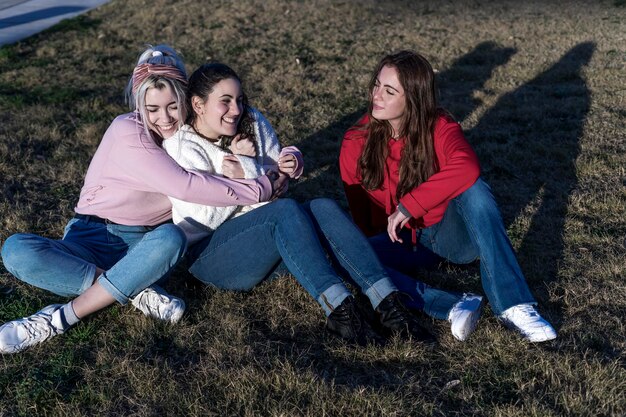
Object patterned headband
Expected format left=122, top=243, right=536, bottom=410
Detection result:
left=131, top=63, right=187, bottom=94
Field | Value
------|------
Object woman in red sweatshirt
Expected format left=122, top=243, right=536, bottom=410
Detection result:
left=340, top=50, right=556, bottom=342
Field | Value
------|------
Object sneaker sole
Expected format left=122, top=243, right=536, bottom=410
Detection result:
left=450, top=297, right=484, bottom=342
left=500, top=318, right=558, bottom=343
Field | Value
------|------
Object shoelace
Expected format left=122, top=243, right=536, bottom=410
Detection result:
left=345, top=301, right=364, bottom=333
left=12, top=315, right=55, bottom=348
left=511, top=304, right=538, bottom=318
left=449, top=294, right=474, bottom=317
left=141, top=290, right=174, bottom=318
left=380, top=296, right=409, bottom=324
left=334, top=300, right=363, bottom=333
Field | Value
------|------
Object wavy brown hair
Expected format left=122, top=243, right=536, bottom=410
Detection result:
left=358, top=50, right=440, bottom=200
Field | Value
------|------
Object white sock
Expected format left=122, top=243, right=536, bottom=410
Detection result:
left=51, top=302, right=80, bottom=331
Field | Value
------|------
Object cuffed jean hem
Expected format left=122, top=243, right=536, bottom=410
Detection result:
left=364, top=277, right=397, bottom=309
left=79, top=263, right=98, bottom=294
left=97, top=273, right=129, bottom=305
left=317, top=283, right=351, bottom=316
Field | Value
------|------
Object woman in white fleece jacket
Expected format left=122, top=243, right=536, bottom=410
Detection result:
left=162, top=63, right=438, bottom=347
left=164, top=107, right=302, bottom=244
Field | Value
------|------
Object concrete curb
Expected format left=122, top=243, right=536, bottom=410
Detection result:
left=0, top=0, right=110, bottom=46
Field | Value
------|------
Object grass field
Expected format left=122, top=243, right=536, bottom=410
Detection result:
left=0, top=0, right=625, bottom=415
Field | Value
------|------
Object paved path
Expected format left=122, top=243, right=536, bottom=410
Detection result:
left=0, top=0, right=109, bottom=46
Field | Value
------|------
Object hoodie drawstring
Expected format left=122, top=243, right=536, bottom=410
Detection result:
left=411, top=228, right=422, bottom=252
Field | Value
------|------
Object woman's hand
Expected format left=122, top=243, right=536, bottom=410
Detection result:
left=222, top=155, right=245, bottom=179
left=229, top=134, right=256, bottom=157
left=269, top=171, right=289, bottom=200
left=387, top=210, right=411, bottom=243
left=278, top=154, right=298, bottom=176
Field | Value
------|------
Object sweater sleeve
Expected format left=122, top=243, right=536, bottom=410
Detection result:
left=253, top=108, right=304, bottom=179
left=279, top=146, right=304, bottom=179
left=235, top=155, right=265, bottom=179
left=111, top=118, right=272, bottom=206
left=398, top=119, right=480, bottom=219
left=165, top=137, right=239, bottom=238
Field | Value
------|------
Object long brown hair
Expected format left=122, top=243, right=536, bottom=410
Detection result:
left=358, top=50, right=440, bottom=200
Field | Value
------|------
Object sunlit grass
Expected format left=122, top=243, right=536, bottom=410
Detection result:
left=0, top=0, right=624, bottom=415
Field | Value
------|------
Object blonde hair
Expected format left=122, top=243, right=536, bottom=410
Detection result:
left=125, top=45, right=188, bottom=144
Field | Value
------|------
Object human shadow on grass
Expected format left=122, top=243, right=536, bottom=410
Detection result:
left=287, top=41, right=519, bottom=300
left=438, top=41, right=517, bottom=123
left=252, top=43, right=596, bottom=381
left=292, top=41, right=594, bottom=324
left=465, top=42, right=594, bottom=329
left=240, top=300, right=444, bottom=394
left=289, top=41, right=517, bottom=205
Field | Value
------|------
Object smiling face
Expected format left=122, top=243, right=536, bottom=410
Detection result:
left=371, top=64, right=406, bottom=136
left=192, top=77, right=243, bottom=140
left=144, top=84, right=180, bottom=139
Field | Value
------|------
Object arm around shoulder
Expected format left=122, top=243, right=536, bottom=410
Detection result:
left=111, top=121, right=272, bottom=206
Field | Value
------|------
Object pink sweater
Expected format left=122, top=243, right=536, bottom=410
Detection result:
left=75, top=113, right=272, bottom=226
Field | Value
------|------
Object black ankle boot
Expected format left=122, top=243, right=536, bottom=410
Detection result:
left=376, top=292, right=436, bottom=345
left=326, top=296, right=385, bottom=347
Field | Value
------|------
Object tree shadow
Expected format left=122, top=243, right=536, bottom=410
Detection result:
left=465, top=42, right=594, bottom=317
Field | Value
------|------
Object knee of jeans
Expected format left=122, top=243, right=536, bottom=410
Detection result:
left=458, top=179, right=499, bottom=217
left=273, top=198, right=305, bottom=218
left=2, top=234, right=31, bottom=275
left=309, top=197, right=339, bottom=214
left=445, top=248, right=478, bottom=265
left=149, top=224, right=187, bottom=259
left=272, top=198, right=314, bottom=231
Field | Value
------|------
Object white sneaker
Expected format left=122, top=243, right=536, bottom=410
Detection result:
left=0, top=304, right=66, bottom=354
left=499, top=303, right=557, bottom=342
left=131, top=285, right=185, bottom=324
left=448, top=293, right=484, bottom=341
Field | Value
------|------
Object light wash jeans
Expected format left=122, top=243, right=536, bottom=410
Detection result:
left=369, top=178, right=536, bottom=318
left=1, top=217, right=187, bottom=304
left=186, top=198, right=397, bottom=316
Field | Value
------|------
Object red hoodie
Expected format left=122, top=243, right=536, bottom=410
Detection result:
left=340, top=113, right=480, bottom=237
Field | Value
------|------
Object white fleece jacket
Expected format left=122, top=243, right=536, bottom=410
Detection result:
left=163, top=107, right=303, bottom=244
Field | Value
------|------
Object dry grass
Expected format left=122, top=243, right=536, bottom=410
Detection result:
left=0, top=0, right=625, bottom=416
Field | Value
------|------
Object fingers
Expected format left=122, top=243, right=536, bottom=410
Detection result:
left=278, top=155, right=297, bottom=174
left=400, top=216, right=411, bottom=229
left=236, top=138, right=255, bottom=156
left=387, top=212, right=405, bottom=243
left=387, top=222, right=402, bottom=243
left=387, top=218, right=397, bottom=242
left=270, top=174, right=289, bottom=200
left=222, top=156, right=244, bottom=179
left=229, top=135, right=255, bottom=156
left=279, top=154, right=296, bottom=164
left=271, top=185, right=286, bottom=200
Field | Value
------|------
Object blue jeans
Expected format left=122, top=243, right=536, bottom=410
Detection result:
left=1, top=217, right=187, bottom=304
left=186, top=198, right=397, bottom=315
left=369, top=178, right=536, bottom=318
